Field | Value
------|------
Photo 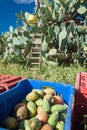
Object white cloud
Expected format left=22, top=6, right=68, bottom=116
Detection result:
left=14, top=0, right=35, bottom=4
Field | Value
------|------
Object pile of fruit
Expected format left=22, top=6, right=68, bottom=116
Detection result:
left=1, top=87, right=68, bottom=130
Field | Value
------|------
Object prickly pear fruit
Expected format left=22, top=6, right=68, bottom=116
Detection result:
left=14, top=102, right=26, bottom=112
left=26, top=91, right=39, bottom=101
left=53, top=95, right=64, bottom=105
left=33, top=89, right=45, bottom=98
left=16, top=105, right=28, bottom=121
left=36, top=111, right=48, bottom=124
left=56, top=121, right=64, bottom=130
left=24, top=120, right=30, bottom=130
left=43, top=87, right=56, bottom=95
left=43, top=94, right=54, bottom=104
left=35, top=98, right=43, bottom=106
left=40, top=124, right=54, bottom=130
left=28, top=14, right=37, bottom=24
left=43, top=99, right=51, bottom=113
left=51, top=104, right=67, bottom=113
left=28, top=117, right=41, bottom=130
left=37, top=106, right=44, bottom=113
left=3, top=117, right=18, bottom=129
left=27, top=101, right=37, bottom=117
left=48, top=112, right=59, bottom=127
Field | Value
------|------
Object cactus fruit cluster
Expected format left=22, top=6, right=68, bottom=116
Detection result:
left=1, top=87, right=68, bottom=130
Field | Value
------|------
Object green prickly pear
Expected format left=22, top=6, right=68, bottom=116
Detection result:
left=48, top=112, right=59, bottom=127
left=43, top=99, right=51, bottom=113
left=27, top=101, right=37, bottom=117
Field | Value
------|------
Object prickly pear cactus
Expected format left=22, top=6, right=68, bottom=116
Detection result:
left=3, top=117, right=18, bottom=129
left=15, top=0, right=87, bottom=66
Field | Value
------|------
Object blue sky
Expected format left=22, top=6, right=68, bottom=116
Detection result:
left=0, top=0, right=35, bottom=34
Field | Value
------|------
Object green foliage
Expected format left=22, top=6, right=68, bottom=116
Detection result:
left=1, top=0, right=87, bottom=66
left=48, top=49, right=57, bottom=55
left=0, top=26, right=32, bottom=64
left=42, top=36, right=48, bottom=52
left=36, top=0, right=87, bottom=66
left=15, top=0, right=87, bottom=66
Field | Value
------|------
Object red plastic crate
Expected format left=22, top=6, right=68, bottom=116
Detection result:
left=75, top=92, right=87, bottom=105
left=0, top=74, right=25, bottom=93
left=75, top=72, right=87, bottom=106
left=75, top=72, right=87, bottom=94
left=71, top=103, right=87, bottom=130
left=72, top=72, right=87, bottom=130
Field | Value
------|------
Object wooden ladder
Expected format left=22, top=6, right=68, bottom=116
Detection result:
left=29, top=34, right=42, bottom=71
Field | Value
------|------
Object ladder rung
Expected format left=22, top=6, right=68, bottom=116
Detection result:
left=31, top=62, right=40, bottom=65
left=33, top=47, right=41, bottom=49
left=31, top=52, right=40, bottom=54
left=30, top=57, right=40, bottom=59
left=33, top=42, right=41, bottom=45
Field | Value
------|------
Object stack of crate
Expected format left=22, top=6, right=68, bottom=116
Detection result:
left=72, top=72, right=87, bottom=130
left=0, top=74, right=24, bottom=93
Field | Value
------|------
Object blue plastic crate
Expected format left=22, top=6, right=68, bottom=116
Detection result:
left=0, top=79, right=74, bottom=130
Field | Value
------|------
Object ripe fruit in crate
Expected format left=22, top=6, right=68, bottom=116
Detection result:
left=43, top=87, right=56, bottom=95
left=42, top=99, right=51, bottom=113
left=27, top=101, right=37, bottom=117
left=51, top=104, right=67, bottom=113
left=56, top=121, right=64, bottom=130
left=14, top=102, right=26, bottom=112
left=16, top=105, right=28, bottom=121
left=26, top=91, right=39, bottom=101
left=40, top=124, right=54, bottom=130
left=43, top=94, right=54, bottom=104
left=48, top=112, right=59, bottom=127
left=3, top=117, right=18, bottom=129
left=19, top=119, right=41, bottom=130
left=35, top=98, right=43, bottom=107
left=28, top=117, right=42, bottom=130
left=36, top=111, right=48, bottom=124
left=53, top=95, right=64, bottom=105
left=23, top=120, right=30, bottom=130
left=33, top=89, right=45, bottom=98
left=37, top=106, right=44, bottom=113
